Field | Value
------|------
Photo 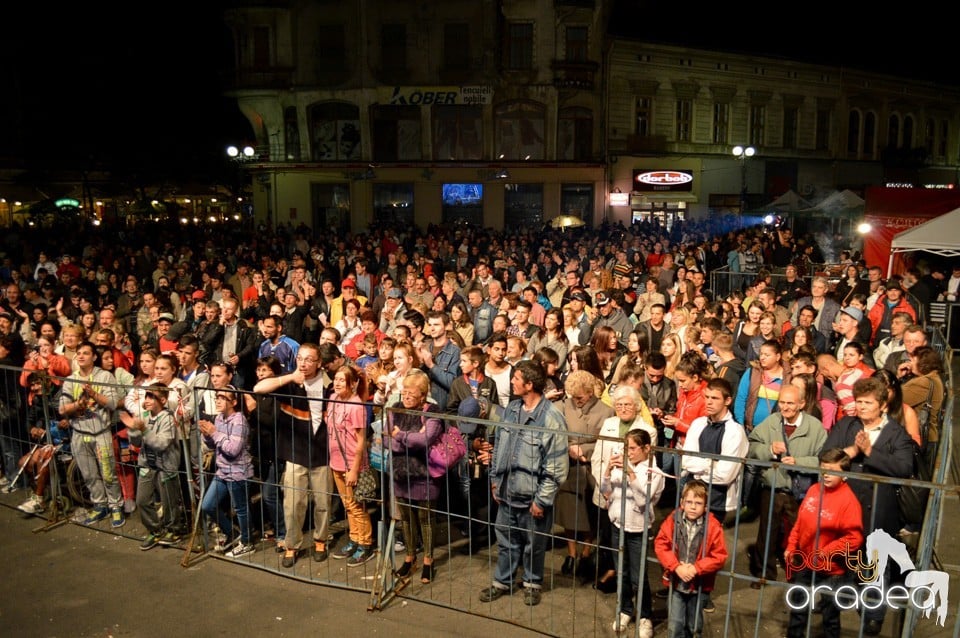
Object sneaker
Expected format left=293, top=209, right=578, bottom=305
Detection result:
left=332, top=540, right=360, bottom=560
left=0, top=476, right=10, bottom=489
left=282, top=548, right=302, bottom=568
left=140, top=533, right=161, bottom=551
left=522, top=587, right=542, bottom=606
left=479, top=585, right=509, bottom=602
left=346, top=545, right=376, bottom=567
left=83, top=508, right=109, bottom=525
left=394, top=538, right=406, bottom=553
left=17, top=496, right=45, bottom=515
left=637, top=618, right=654, bottom=638
left=158, top=530, right=182, bottom=547
left=111, top=510, right=125, bottom=528
left=312, top=541, right=328, bottom=562
left=702, top=598, right=716, bottom=613
left=226, top=542, right=256, bottom=559
left=612, top=612, right=632, bottom=634
left=1, top=483, right=19, bottom=494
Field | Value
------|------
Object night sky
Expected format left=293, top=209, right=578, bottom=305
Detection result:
left=3, top=3, right=956, bottom=178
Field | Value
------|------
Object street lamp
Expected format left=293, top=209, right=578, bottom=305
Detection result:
left=226, top=145, right=257, bottom=227
left=732, top=145, right=756, bottom=219
left=226, top=145, right=255, bottom=160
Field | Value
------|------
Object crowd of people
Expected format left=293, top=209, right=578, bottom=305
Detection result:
left=0, top=217, right=953, bottom=638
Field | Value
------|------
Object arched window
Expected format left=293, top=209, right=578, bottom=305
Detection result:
left=925, top=118, right=936, bottom=154
left=284, top=107, right=301, bottom=161
left=903, top=115, right=915, bottom=148
left=847, top=110, right=860, bottom=156
left=495, top=100, right=545, bottom=160
left=863, top=112, right=876, bottom=158
left=887, top=113, right=900, bottom=149
left=308, top=102, right=361, bottom=160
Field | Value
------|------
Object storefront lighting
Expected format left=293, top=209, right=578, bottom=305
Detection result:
left=609, top=188, right=629, bottom=207
left=857, top=222, right=872, bottom=234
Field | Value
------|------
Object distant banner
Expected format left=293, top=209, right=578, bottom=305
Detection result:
left=379, top=86, right=492, bottom=106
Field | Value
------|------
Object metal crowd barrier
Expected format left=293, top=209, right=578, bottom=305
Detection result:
left=0, top=363, right=956, bottom=638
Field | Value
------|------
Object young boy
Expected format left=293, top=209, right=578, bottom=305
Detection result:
left=126, top=385, right=184, bottom=550
left=783, top=448, right=863, bottom=638
left=446, top=346, right=500, bottom=416
left=654, top=479, right=729, bottom=638
left=354, top=332, right=379, bottom=370
left=15, top=373, right=65, bottom=515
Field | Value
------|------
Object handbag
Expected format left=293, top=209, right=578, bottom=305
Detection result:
left=332, top=423, right=379, bottom=503
left=427, top=422, right=468, bottom=479
left=782, top=418, right=816, bottom=501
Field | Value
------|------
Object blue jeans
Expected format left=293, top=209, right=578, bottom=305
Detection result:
left=612, top=526, right=653, bottom=619
left=201, top=477, right=251, bottom=544
left=262, top=461, right=285, bottom=539
left=667, top=589, right=705, bottom=638
left=493, top=502, right=553, bottom=589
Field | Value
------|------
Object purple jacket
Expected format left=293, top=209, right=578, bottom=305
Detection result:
left=389, top=402, right=443, bottom=501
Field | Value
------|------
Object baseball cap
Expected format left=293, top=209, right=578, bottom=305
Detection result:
left=341, top=278, right=356, bottom=289
left=884, top=279, right=903, bottom=291
left=0, top=311, right=12, bottom=321
left=840, top=306, right=864, bottom=323
left=386, top=288, right=402, bottom=299
left=594, top=291, right=611, bottom=306
left=613, top=264, right=632, bottom=279
left=157, top=312, right=176, bottom=323
left=570, top=291, right=591, bottom=304
left=191, top=290, right=207, bottom=301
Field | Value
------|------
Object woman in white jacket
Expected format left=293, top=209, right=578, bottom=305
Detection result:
left=600, top=428, right=664, bottom=637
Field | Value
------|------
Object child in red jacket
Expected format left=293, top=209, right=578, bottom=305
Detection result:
left=654, top=479, right=728, bottom=638
left=783, top=448, right=863, bottom=638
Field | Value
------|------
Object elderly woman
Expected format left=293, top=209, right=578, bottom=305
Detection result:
left=590, top=385, right=657, bottom=592
left=558, top=370, right=615, bottom=577
left=901, top=345, right=945, bottom=465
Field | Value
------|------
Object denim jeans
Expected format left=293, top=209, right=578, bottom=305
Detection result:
left=493, top=502, right=554, bottom=589
left=667, top=589, right=704, bottom=638
left=611, top=526, right=654, bottom=619
left=262, top=461, right=285, bottom=539
left=201, top=477, right=251, bottom=544
left=787, top=570, right=849, bottom=638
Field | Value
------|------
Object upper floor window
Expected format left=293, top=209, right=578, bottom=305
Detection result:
left=903, top=115, right=915, bottom=148
left=636, top=97, right=652, bottom=137
left=309, top=102, right=361, bottom=160
left=749, top=105, right=765, bottom=147
left=925, top=118, right=936, bottom=154
left=433, top=105, right=483, bottom=160
left=847, top=110, right=861, bottom=155
left=862, top=111, right=876, bottom=159
left=504, top=22, right=533, bottom=70
left=443, top=23, right=470, bottom=71
left=565, top=26, right=588, bottom=62
left=316, top=25, right=346, bottom=68
left=888, top=114, right=901, bottom=148
left=252, top=26, right=270, bottom=67
left=675, top=99, right=691, bottom=142
left=284, top=107, right=301, bottom=161
left=495, top=100, right=545, bottom=160
left=712, top=103, right=728, bottom=145
left=939, top=120, right=948, bottom=158
left=372, top=105, right=421, bottom=161
left=816, top=108, right=831, bottom=151
left=381, top=24, right=407, bottom=74
left=558, top=107, right=593, bottom=160
left=783, top=107, right=798, bottom=149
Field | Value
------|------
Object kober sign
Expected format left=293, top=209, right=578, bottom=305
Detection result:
left=633, top=170, right=694, bottom=192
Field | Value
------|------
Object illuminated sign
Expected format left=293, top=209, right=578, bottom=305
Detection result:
left=380, top=86, right=493, bottom=106
left=609, top=192, right=629, bottom=206
left=55, top=198, right=81, bottom=209
left=633, top=170, right=693, bottom=192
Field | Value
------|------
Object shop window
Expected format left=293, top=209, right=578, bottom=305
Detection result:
left=495, top=100, right=545, bottom=160
left=372, top=105, right=421, bottom=161
left=558, top=107, right=592, bottom=160
left=433, top=105, right=483, bottom=160
left=442, top=183, right=483, bottom=226
left=309, top=102, right=361, bottom=160
left=284, top=107, right=301, bottom=161
left=560, top=183, right=593, bottom=226
left=504, top=183, right=543, bottom=230
left=311, top=183, right=351, bottom=233
left=373, top=183, right=414, bottom=227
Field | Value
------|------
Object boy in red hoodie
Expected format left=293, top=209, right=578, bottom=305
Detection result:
left=654, top=479, right=728, bottom=638
left=783, top=448, right=863, bottom=638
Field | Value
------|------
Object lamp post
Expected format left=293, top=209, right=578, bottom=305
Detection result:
left=732, top=145, right=755, bottom=221
left=226, top=145, right=256, bottom=228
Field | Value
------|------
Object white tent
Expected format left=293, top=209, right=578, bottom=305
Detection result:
left=765, top=189, right=812, bottom=212
left=887, top=207, right=960, bottom=276
left=799, top=189, right=865, bottom=215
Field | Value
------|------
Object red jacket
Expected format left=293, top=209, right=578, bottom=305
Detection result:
left=867, top=294, right=916, bottom=345
left=785, top=482, right=863, bottom=577
left=344, top=328, right=385, bottom=361
left=670, top=379, right=708, bottom=446
left=655, top=508, right=728, bottom=592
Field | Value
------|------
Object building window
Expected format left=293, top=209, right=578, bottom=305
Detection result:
left=284, top=107, right=301, bottom=161
left=433, top=105, right=482, bottom=160
left=816, top=108, right=831, bottom=151
left=373, top=183, right=414, bottom=227
left=504, top=183, right=544, bottom=230
left=565, top=26, right=588, bottom=62
left=636, top=97, right=652, bottom=137
left=939, top=120, right=949, bottom=158
left=783, top=107, right=798, bottom=149
left=311, top=183, right=351, bottom=233
left=675, top=99, right=691, bottom=142
left=862, top=112, right=876, bottom=159
left=903, top=115, right=915, bottom=147
left=372, top=105, right=421, bottom=161
left=442, top=183, right=483, bottom=226
left=560, top=183, right=593, bottom=227
left=443, top=23, right=470, bottom=71
left=888, top=114, right=901, bottom=148
left=316, top=25, right=346, bottom=68
left=558, top=107, right=593, bottom=160
left=847, top=110, right=861, bottom=156
left=925, top=118, right=935, bottom=154
left=309, top=102, right=361, bottom=160
left=504, top=22, right=534, bottom=70
left=495, top=100, right=545, bottom=160
left=712, top=103, right=729, bottom=145
left=749, top=105, right=765, bottom=147
left=381, top=24, right=407, bottom=74
left=252, top=26, right=271, bottom=67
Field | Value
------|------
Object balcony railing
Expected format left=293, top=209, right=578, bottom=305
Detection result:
left=550, top=59, right=599, bottom=90
left=226, top=66, right=295, bottom=90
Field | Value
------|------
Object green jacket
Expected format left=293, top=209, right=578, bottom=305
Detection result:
left=747, top=412, right=826, bottom=492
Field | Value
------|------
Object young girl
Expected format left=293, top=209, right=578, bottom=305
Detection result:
left=602, top=429, right=664, bottom=636
left=199, top=386, right=255, bottom=558
left=327, top=366, right=376, bottom=567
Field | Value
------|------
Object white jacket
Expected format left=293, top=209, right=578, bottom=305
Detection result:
left=590, top=415, right=657, bottom=508
left=600, top=457, right=665, bottom=532
left=680, top=411, right=748, bottom=513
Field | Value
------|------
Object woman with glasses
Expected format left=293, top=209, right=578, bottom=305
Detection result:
left=390, top=371, right=443, bottom=584
left=199, top=386, right=255, bottom=558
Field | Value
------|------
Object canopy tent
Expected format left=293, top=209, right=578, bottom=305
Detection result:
left=798, top=189, right=865, bottom=216
left=887, top=207, right=960, bottom=276
left=764, top=189, right=812, bottom=212
left=863, top=186, right=960, bottom=271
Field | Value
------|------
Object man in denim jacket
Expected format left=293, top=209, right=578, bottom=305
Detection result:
left=479, top=360, right=569, bottom=607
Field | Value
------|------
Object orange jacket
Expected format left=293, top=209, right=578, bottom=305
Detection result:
left=867, top=294, right=916, bottom=345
